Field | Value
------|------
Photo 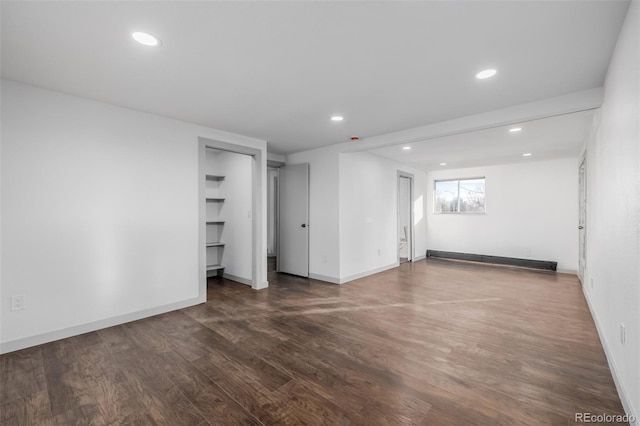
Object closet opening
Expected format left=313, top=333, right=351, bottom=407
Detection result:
left=198, top=137, right=266, bottom=301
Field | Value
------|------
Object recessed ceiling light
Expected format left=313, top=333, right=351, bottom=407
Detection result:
left=132, top=32, right=160, bottom=46
left=509, top=127, right=522, bottom=133
left=402, top=146, right=411, bottom=151
left=440, top=163, right=447, bottom=166
left=523, top=153, right=533, bottom=157
left=331, top=116, right=344, bottom=122
left=476, top=69, right=497, bottom=79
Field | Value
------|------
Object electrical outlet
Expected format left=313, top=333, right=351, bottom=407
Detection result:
left=323, top=255, right=328, bottom=263
left=620, top=323, right=626, bottom=345
left=10, top=294, right=25, bottom=311
left=377, top=249, right=382, bottom=256
left=590, top=277, right=594, bottom=289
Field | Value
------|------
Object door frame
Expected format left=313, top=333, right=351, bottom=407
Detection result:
left=397, top=171, right=415, bottom=263
left=267, top=160, right=285, bottom=272
left=267, top=167, right=280, bottom=260
left=578, top=154, right=587, bottom=284
left=198, top=137, right=266, bottom=296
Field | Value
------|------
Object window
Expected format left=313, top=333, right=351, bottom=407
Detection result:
left=434, top=177, right=485, bottom=213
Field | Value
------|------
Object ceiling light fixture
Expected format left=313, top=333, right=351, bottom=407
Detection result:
left=440, top=163, right=447, bottom=166
left=132, top=32, right=160, bottom=46
left=402, top=146, right=411, bottom=151
left=476, top=69, right=497, bottom=79
left=331, top=116, right=344, bottom=122
left=509, top=127, right=522, bottom=133
left=523, top=153, right=533, bottom=157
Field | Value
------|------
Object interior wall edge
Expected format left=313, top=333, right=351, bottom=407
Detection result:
left=253, top=280, right=269, bottom=290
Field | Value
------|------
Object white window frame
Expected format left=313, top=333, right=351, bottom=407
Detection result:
left=434, top=176, right=486, bottom=214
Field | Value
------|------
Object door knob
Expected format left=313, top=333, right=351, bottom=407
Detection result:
left=301, top=224, right=307, bottom=228
left=578, top=226, right=584, bottom=229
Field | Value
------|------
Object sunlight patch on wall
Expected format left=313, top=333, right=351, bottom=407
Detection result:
left=414, top=195, right=424, bottom=225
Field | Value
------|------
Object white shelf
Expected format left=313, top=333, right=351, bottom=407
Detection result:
left=205, top=155, right=225, bottom=279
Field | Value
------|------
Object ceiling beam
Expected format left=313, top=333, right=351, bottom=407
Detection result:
left=342, top=87, right=603, bottom=153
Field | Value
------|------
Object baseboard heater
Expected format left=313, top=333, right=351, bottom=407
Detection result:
left=426, top=250, right=557, bottom=271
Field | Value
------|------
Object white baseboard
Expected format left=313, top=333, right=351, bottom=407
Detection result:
left=218, top=273, right=266, bottom=290
left=253, top=280, right=268, bottom=290
left=414, top=254, right=427, bottom=261
left=222, top=272, right=252, bottom=287
left=0, top=295, right=204, bottom=355
left=582, top=286, right=638, bottom=426
left=339, top=262, right=399, bottom=284
left=557, top=268, right=578, bottom=275
left=309, top=263, right=401, bottom=285
left=308, top=273, right=341, bottom=284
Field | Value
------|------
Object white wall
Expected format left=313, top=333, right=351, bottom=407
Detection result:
left=426, top=158, right=578, bottom=272
left=0, top=80, right=267, bottom=353
left=286, top=148, right=427, bottom=284
left=339, top=152, right=397, bottom=279
left=582, top=0, right=639, bottom=420
left=287, top=145, right=341, bottom=281
left=339, top=152, right=427, bottom=281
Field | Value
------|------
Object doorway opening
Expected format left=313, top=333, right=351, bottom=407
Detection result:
left=578, top=155, right=587, bottom=284
left=198, top=137, right=266, bottom=300
left=398, top=173, right=414, bottom=264
left=267, top=167, right=279, bottom=273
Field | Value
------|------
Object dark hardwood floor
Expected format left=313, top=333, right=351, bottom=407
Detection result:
left=1, top=259, right=626, bottom=425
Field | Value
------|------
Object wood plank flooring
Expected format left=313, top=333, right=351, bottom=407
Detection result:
left=1, top=259, right=626, bottom=425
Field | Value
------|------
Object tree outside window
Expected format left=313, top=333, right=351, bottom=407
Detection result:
left=434, top=178, right=485, bottom=213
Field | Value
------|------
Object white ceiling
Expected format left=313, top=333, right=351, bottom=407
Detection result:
left=369, top=109, right=594, bottom=171
left=1, top=1, right=630, bottom=158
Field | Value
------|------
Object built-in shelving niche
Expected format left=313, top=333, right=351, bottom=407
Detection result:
left=205, top=170, right=225, bottom=277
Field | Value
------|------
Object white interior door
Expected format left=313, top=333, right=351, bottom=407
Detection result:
left=279, top=163, right=309, bottom=277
